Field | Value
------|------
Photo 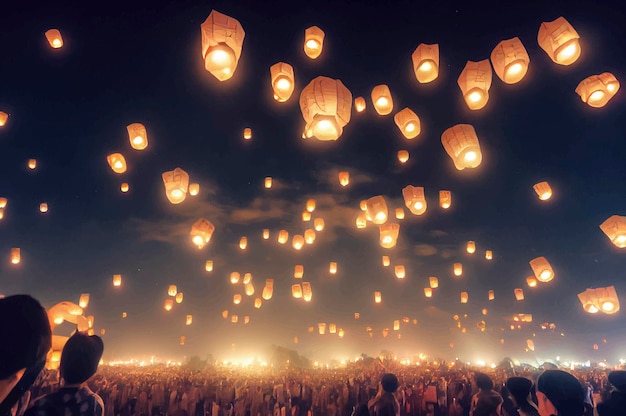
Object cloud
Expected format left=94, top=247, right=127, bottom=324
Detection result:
left=414, top=244, right=438, bottom=256
left=228, top=197, right=291, bottom=224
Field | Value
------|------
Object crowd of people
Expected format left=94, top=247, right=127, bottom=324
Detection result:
left=1, top=294, right=626, bottom=416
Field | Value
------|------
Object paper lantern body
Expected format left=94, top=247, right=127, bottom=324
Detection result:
left=537, top=17, right=581, bottom=65
left=439, top=190, right=452, bottom=209
left=371, top=84, right=393, bottom=115
left=441, top=124, right=482, bottom=170
left=338, top=171, right=350, bottom=186
left=190, top=218, right=215, bottom=249
left=533, top=181, right=553, bottom=201
left=127, top=123, right=148, bottom=150
left=457, top=60, right=492, bottom=110
left=412, top=43, right=439, bottom=83
left=366, top=196, right=388, bottom=224
left=600, top=215, right=626, bottom=248
left=402, top=185, right=427, bottom=215
left=530, top=256, right=554, bottom=282
left=300, top=76, right=352, bottom=141
left=354, top=97, right=366, bottom=112
left=201, top=10, right=245, bottom=81
left=270, top=62, right=295, bottom=102
left=304, top=26, right=325, bottom=59
left=45, top=29, right=63, bottom=48
left=162, top=168, right=190, bottom=204
left=575, top=73, right=620, bottom=108
left=394, top=108, right=421, bottom=139
left=0, top=112, right=8, bottom=126
left=490, top=37, right=530, bottom=84
left=379, top=223, right=400, bottom=248
left=107, top=153, right=127, bottom=174
left=429, top=276, right=439, bottom=288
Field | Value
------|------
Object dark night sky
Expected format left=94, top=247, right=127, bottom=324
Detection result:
left=1, top=0, right=625, bottom=365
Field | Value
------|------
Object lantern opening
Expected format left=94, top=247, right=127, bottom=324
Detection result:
left=419, top=60, right=434, bottom=72
left=312, top=116, right=340, bottom=141
left=204, top=44, right=236, bottom=77
left=275, top=77, right=291, bottom=91
left=305, top=39, right=320, bottom=50
left=555, top=40, right=580, bottom=64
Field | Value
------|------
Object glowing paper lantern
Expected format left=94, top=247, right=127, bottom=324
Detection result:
left=355, top=212, right=367, bottom=229
left=0, top=112, right=8, bottom=126
left=394, top=265, right=405, bottom=279
left=120, top=183, right=129, bottom=193
left=318, top=322, right=326, bottom=335
left=429, top=277, right=439, bottom=288
left=244, top=283, right=254, bottom=296
left=200, top=10, right=245, bottom=81
left=306, top=198, right=316, bottom=212
left=457, top=60, right=492, bottom=110
left=412, top=43, right=439, bottom=83
left=366, top=195, right=389, bottom=224
left=314, top=218, right=325, bottom=231
left=304, top=26, right=324, bottom=59
left=239, top=236, right=248, bottom=250
left=231, top=315, right=238, bottom=323
left=78, top=294, right=90, bottom=309
left=379, top=223, right=400, bottom=248
left=490, top=37, right=530, bottom=84
left=243, top=128, right=252, bottom=140
left=222, top=310, right=229, bottom=319
left=127, top=123, right=148, bottom=150
left=576, top=73, right=620, bottom=108
left=0, top=209, right=4, bottom=220
left=45, top=29, right=63, bottom=48
left=371, top=84, right=393, bottom=115
left=329, top=262, right=337, bottom=274
left=533, top=181, right=552, bottom=201
left=294, top=265, right=304, bottom=278
left=424, top=288, right=433, bottom=298
left=0, top=198, right=7, bottom=208
left=527, top=339, right=535, bottom=351
left=374, top=291, right=382, bottom=304
left=382, top=256, right=390, bottom=267
left=453, top=263, right=462, bottom=276
left=230, top=272, right=240, bottom=284
left=205, top=260, right=213, bottom=272
left=526, top=276, right=538, bottom=287
left=300, top=76, right=352, bottom=141
left=302, top=210, right=311, bottom=221
left=488, top=290, right=495, bottom=300
left=113, top=274, right=122, bottom=287
left=168, top=285, right=177, bottom=296
left=460, top=292, right=469, bottom=304
left=394, top=108, right=421, bottom=139
left=233, top=294, right=242, bottom=305
left=188, top=183, right=199, bottom=196
left=162, top=168, right=189, bottom=204
left=302, top=282, right=312, bottom=302
left=514, top=288, right=525, bottom=301
left=264, top=177, right=272, bottom=189
left=441, top=124, right=482, bottom=170
left=278, top=230, right=289, bottom=244
left=254, top=298, right=262, bottom=308
left=466, top=241, right=476, bottom=254
left=397, top=150, right=409, bottom=164
left=190, top=218, right=215, bottom=249
left=354, top=312, right=360, bottom=320
left=28, top=159, right=37, bottom=170
left=600, top=215, right=626, bottom=248
left=597, top=286, right=620, bottom=314
left=243, top=272, right=252, bottom=285
left=39, top=203, right=48, bottom=213
left=262, top=284, right=273, bottom=300
left=338, top=171, right=350, bottom=186
left=186, top=315, right=193, bottom=325
left=354, top=97, right=366, bottom=112
left=537, top=17, right=581, bottom=66
left=304, top=229, right=315, bottom=244
left=175, top=292, right=183, bottom=304
left=393, top=320, right=400, bottom=331
left=439, top=190, right=452, bottom=209
left=529, top=256, right=554, bottom=282
left=107, top=153, right=127, bottom=174
left=262, top=229, right=270, bottom=240
left=292, top=235, right=304, bottom=250
left=270, top=62, right=295, bottom=102
left=485, top=250, right=493, bottom=260
left=291, top=284, right=303, bottom=299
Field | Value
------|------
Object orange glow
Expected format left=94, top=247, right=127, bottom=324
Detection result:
left=371, top=84, right=393, bottom=115
left=488, top=290, right=495, bottom=301
left=460, top=292, right=469, bottom=304
left=529, top=256, right=554, bottom=282
left=304, top=26, right=324, bottom=59
left=300, top=76, right=352, bottom=141
left=395, top=208, right=405, bottom=220
left=205, top=260, right=213, bottom=272
left=424, top=288, right=433, bottom=298
left=338, top=171, right=350, bottom=186
left=466, top=241, right=476, bottom=254
left=453, top=263, right=462, bottom=276
left=412, top=43, right=439, bottom=83
left=439, top=190, right=452, bottom=209
left=39, top=203, right=48, bottom=213
left=292, top=235, right=304, bottom=250
left=120, top=183, right=129, bottom=193
left=397, top=150, right=409, bottom=163
left=113, top=274, right=122, bottom=287
left=201, top=10, right=245, bottom=81
left=294, top=265, right=304, bottom=278
left=600, top=215, right=626, bottom=248
left=366, top=195, right=388, bottom=224
left=382, top=256, right=390, bottom=267
left=107, top=153, right=127, bottom=174
left=458, top=60, right=492, bottom=110
left=429, top=276, right=439, bottom=288
left=162, top=168, right=190, bottom=204
left=78, top=294, right=90, bottom=309
left=354, top=97, right=366, bottom=112
left=233, top=294, right=242, bottom=305
left=264, top=177, right=272, bottom=188
left=533, top=181, right=553, bottom=201
left=127, top=123, right=148, bottom=150
left=239, top=236, right=248, bottom=250
left=0, top=112, right=8, bottom=127
left=374, top=291, right=382, bottom=304
left=514, top=288, right=525, bottom=301
left=441, top=124, right=482, bottom=170
left=230, top=272, right=240, bottom=284
left=262, top=229, right=270, bottom=240
left=314, top=218, right=325, bottom=231
left=175, top=292, right=183, bottom=304
left=491, top=37, right=530, bottom=84
left=190, top=218, right=215, bottom=249
left=188, top=183, right=200, bottom=196
left=526, top=276, right=538, bottom=287
left=27, top=159, right=37, bottom=170
left=394, top=265, right=406, bottom=279
left=278, top=230, right=289, bottom=244
left=394, top=108, right=421, bottom=139
left=329, top=261, right=337, bottom=274
left=45, top=29, right=63, bottom=48
left=379, top=223, right=400, bottom=248
left=485, top=250, right=493, bottom=260
left=270, top=62, right=295, bottom=102
left=538, top=17, right=581, bottom=65
left=243, top=128, right=252, bottom=140
left=576, top=73, right=620, bottom=108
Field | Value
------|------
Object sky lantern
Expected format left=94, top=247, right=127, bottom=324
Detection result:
left=244, top=283, right=255, bottom=296
left=514, top=288, right=525, bottom=301
left=526, top=276, right=538, bottom=287
left=162, top=167, right=189, bottom=204
left=394, top=108, right=421, bottom=139
left=230, top=272, right=240, bottom=284
left=239, top=236, right=248, bottom=250
left=527, top=339, right=535, bottom=351
left=457, top=60, right=492, bottom=110
left=393, top=320, right=400, bottom=331
left=329, top=323, right=337, bottom=334
left=264, top=177, right=272, bottom=189
left=294, top=265, right=304, bottom=278
left=366, top=195, right=389, bottom=224
left=379, top=223, right=400, bottom=248
left=355, top=212, right=367, bottom=229
left=530, top=256, right=554, bottom=282
left=490, top=37, right=530, bottom=84
left=429, top=276, right=439, bottom=288
left=424, top=288, right=433, bottom=298
left=300, top=76, right=352, bottom=141
left=453, top=263, right=463, bottom=276
left=304, top=229, right=316, bottom=244
left=262, top=284, right=273, bottom=300
left=314, top=218, right=325, bottom=231
left=302, top=282, right=312, bottom=302
left=577, top=289, right=599, bottom=313
left=175, top=292, right=184, bottom=303
left=190, top=218, right=215, bottom=249
left=45, top=29, right=63, bottom=48
left=306, top=198, right=316, bottom=212
left=188, top=183, right=200, bottom=196
left=397, top=150, right=409, bottom=164
left=243, top=272, right=252, bottom=284
left=600, top=215, right=626, bottom=248
left=371, top=84, right=393, bottom=115
left=127, top=123, right=148, bottom=150
left=318, top=322, right=326, bottom=335
left=537, top=17, right=581, bottom=66
left=278, top=230, right=289, bottom=244
left=329, top=261, right=337, bottom=274
left=533, top=181, right=552, bottom=201
left=576, top=73, right=620, bottom=108
left=270, top=62, right=295, bottom=102
left=292, top=235, right=304, bottom=250
left=354, top=312, right=360, bottom=320
left=460, top=292, right=469, bottom=304
left=466, top=241, right=476, bottom=254
left=168, top=285, right=177, bottom=296
left=0, top=112, right=8, bottom=126
left=221, top=310, right=229, bottom=320
left=233, top=294, right=242, bottom=305
left=304, top=26, right=324, bottom=59
left=39, top=203, right=48, bottom=213
left=395, top=208, right=405, bottom=220
left=485, top=250, right=493, bottom=260
left=597, top=286, right=620, bottom=314
left=394, top=265, right=405, bottom=279
left=412, top=43, right=439, bottom=83
left=302, top=211, right=311, bottom=221
left=200, top=10, right=245, bottom=81
left=441, top=124, right=482, bottom=170
left=185, top=315, right=193, bottom=326
left=382, top=256, right=390, bottom=267
left=231, top=315, right=239, bottom=323
left=488, top=290, right=495, bottom=300
left=205, top=260, right=213, bottom=272
left=439, top=190, right=452, bottom=209
left=482, top=308, right=488, bottom=315
left=262, top=229, right=270, bottom=240
left=374, top=291, right=382, bottom=304
left=120, top=183, right=129, bottom=193
left=78, top=294, right=90, bottom=309
left=338, top=171, right=350, bottom=186
left=107, top=153, right=127, bottom=174
left=354, top=97, right=366, bottom=112
left=28, top=159, right=37, bottom=170
left=254, top=298, right=262, bottom=309
left=113, top=274, right=122, bottom=287
left=243, top=128, right=252, bottom=140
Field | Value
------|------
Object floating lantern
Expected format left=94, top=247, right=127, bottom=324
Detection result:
left=412, top=43, right=439, bottom=83
left=485, top=250, right=493, bottom=260
left=45, top=29, right=63, bottom=48
left=243, top=272, right=252, bottom=285
left=318, top=322, right=326, bottom=335
left=379, top=223, right=400, bottom=248
left=0, top=112, right=8, bottom=126
left=304, top=229, right=316, bottom=244
left=338, top=329, right=345, bottom=338
left=490, top=37, right=530, bottom=84
left=162, top=167, right=189, bottom=204
left=300, top=77, right=352, bottom=141
left=230, top=272, right=240, bottom=284
left=233, top=294, right=242, bottom=305
left=338, top=171, right=350, bottom=186
left=231, top=315, right=238, bottom=323
left=393, top=320, right=400, bottom=331
left=186, top=315, right=193, bottom=326
left=371, top=84, right=393, bottom=115
left=354, top=97, right=366, bottom=112
left=294, top=265, right=304, bottom=278
left=395, top=208, right=405, bottom=220
left=292, top=235, right=304, bottom=250
left=254, top=298, right=262, bottom=308
left=394, top=108, right=421, bottom=139
left=175, top=292, right=183, bottom=304
left=239, top=236, right=248, bottom=250
left=458, top=60, right=492, bottom=110
left=488, top=290, right=495, bottom=300
left=190, top=218, right=215, bottom=249
left=107, top=153, right=127, bottom=174
left=262, top=284, right=273, bottom=300
left=304, top=26, right=324, bottom=59
left=278, top=230, right=289, bottom=244
left=262, top=229, right=270, bottom=240
left=394, top=265, right=406, bottom=279
left=397, top=150, right=409, bottom=164
left=593, top=343, right=599, bottom=350
left=305, top=199, right=316, bottom=213
left=264, top=177, right=272, bottom=189
left=439, top=190, right=452, bottom=209
left=205, top=260, right=213, bottom=272
left=270, top=62, right=295, bottom=102
left=366, top=195, right=388, bottom=224
left=314, top=218, right=325, bottom=231
left=127, top=123, right=148, bottom=150
left=460, top=292, right=469, bottom=304
left=466, top=241, right=476, bottom=254
left=382, top=256, right=390, bottom=267
left=533, top=181, right=552, bottom=201
left=113, top=274, right=122, bottom=287
left=301, top=211, right=311, bottom=221
left=354, top=312, right=360, bottom=319
left=168, top=285, right=177, bottom=296
left=78, top=294, right=90, bottom=309
left=526, top=276, right=538, bottom=287
left=243, top=128, right=252, bottom=140
left=28, top=159, right=37, bottom=170
left=527, top=339, right=535, bottom=351
left=429, top=277, right=439, bottom=288
left=355, top=213, right=367, bottom=229
left=188, top=183, right=199, bottom=196
left=244, top=283, right=254, bottom=296
left=221, top=310, right=229, bottom=319
left=600, top=215, right=626, bottom=248
left=424, top=288, right=433, bottom=298
left=39, top=203, right=48, bottom=213
left=453, top=263, right=462, bottom=276
left=537, top=17, right=581, bottom=66
left=441, top=124, right=482, bottom=170
left=576, top=73, right=620, bottom=108
left=482, top=308, right=488, bottom=315
left=120, top=183, right=129, bottom=193
left=302, top=282, right=312, bottom=302
left=329, top=323, right=337, bottom=334
left=578, top=286, right=620, bottom=315
left=529, top=256, right=554, bottom=282
left=200, top=10, right=245, bottom=81
left=329, top=262, right=337, bottom=274
left=514, top=288, right=525, bottom=301
left=374, top=291, right=382, bottom=304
